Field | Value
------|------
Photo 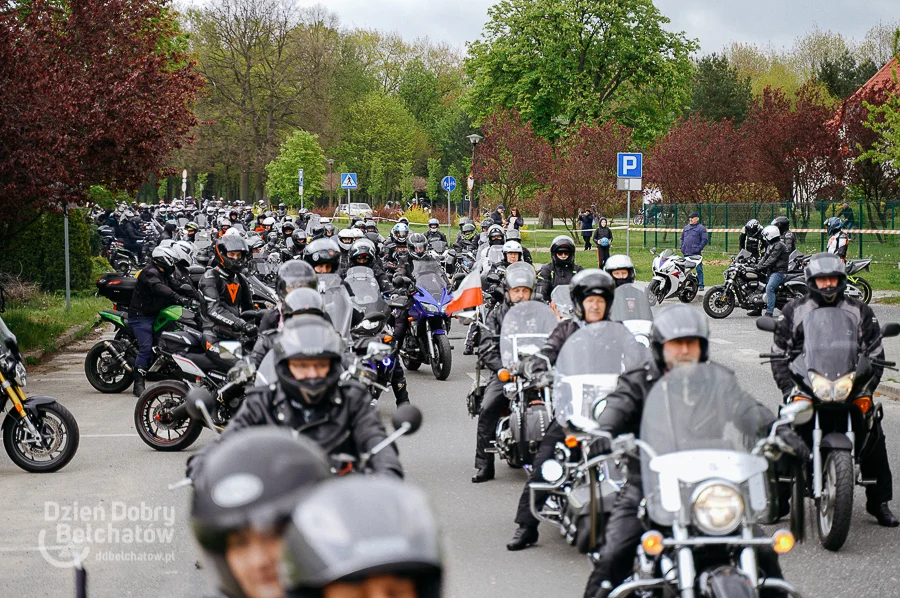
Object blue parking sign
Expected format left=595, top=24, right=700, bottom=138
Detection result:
left=617, top=153, right=643, bottom=178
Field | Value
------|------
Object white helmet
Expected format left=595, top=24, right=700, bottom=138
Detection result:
left=761, top=225, right=781, bottom=243
left=337, top=228, right=363, bottom=251
left=172, top=240, right=195, bottom=265
left=263, top=217, right=276, bottom=228
left=502, top=240, right=524, bottom=258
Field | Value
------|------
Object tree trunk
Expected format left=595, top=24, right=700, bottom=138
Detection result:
left=537, top=209, right=552, bottom=229
left=240, top=171, right=250, bottom=203
left=254, top=172, right=265, bottom=203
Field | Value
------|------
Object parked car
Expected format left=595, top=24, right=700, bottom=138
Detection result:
left=334, top=203, right=373, bottom=218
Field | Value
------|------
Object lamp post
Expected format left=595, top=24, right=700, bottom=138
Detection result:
left=466, top=134, right=482, bottom=220
left=327, top=159, right=334, bottom=207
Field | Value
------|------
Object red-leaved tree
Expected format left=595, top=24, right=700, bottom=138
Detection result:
left=549, top=120, right=633, bottom=234
left=0, top=0, right=204, bottom=226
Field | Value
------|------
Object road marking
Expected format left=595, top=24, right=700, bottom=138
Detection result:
left=467, top=373, right=476, bottom=381
left=81, top=433, right=139, bottom=438
left=708, top=338, right=732, bottom=345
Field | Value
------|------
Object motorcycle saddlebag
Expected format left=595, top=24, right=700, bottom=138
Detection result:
left=510, top=402, right=551, bottom=455
left=159, top=330, right=203, bottom=355
left=96, top=273, right=136, bottom=307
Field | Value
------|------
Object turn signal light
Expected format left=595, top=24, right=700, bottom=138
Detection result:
left=772, top=529, right=795, bottom=554
left=383, top=334, right=393, bottom=343
left=853, top=396, right=873, bottom=414
left=641, top=530, right=664, bottom=556
left=564, top=435, right=579, bottom=448
left=498, top=369, right=511, bottom=382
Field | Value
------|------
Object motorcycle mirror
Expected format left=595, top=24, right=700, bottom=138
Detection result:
left=779, top=400, right=812, bottom=423
left=365, top=341, right=392, bottom=359
left=566, top=415, right=601, bottom=435
left=755, top=316, right=776, bottom=332
left=185, top=387, right=216, bottom=422
left=391, top=404, right=423, bottom=435
left=456, top=310, right=476, bottom=325
left=882, top=323, right=900, bottom=338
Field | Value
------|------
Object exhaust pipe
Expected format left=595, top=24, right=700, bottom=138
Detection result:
left=103, top=341, right=133, bottom=373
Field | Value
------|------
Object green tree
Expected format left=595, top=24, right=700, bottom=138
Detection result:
left=265, top=129, right=325, bottom=206
left=862, top=67, right=900, bottom=171
left=465, top=0, right=696, bottom=142
left=398, top=58, right=441, bottom=125
left=817, top=50, right=879, bottom=100
left=688, top=53, right=752, bottom=123
left=399, top=161, right=415, bottom=201
left=426, top=158, right=441, bottom=202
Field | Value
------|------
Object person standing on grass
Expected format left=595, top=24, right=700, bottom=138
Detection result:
left=507, top=206, right=524, bottom=230
left=593, top=217, right=613, bottom=268
left=680, top=211, right=708, bottom=291
left=579, top=209, right=595, bottom=250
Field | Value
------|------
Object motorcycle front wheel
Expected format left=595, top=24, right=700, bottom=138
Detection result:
left=702, top=286, right=735, bottom=319
left=134, top=381, right=203, bottom=452
left=430, top=335, right=452, bottom=380
left=84, top=341, right=134, bottom=393
left=3, top=402, right=80, bottom=472
left=679, top=277, right=699, bottom=303
left=646, top=280, right=660, bottom=306
left=817, top=450, right=854, bottom=551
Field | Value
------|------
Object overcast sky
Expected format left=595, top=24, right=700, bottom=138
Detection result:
left=294, top=0, right=897, bottom=55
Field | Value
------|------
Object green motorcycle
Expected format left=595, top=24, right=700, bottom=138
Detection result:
left=84, top=305, right=201, bottom=393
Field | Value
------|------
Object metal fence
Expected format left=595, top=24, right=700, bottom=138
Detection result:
left=636, top=200, right=900, bottom=260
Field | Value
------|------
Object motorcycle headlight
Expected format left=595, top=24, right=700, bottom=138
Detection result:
left=810, top=371, right=855, bottom=402
left=359, top=319, right=380, bottom=330
left=833, top=373, right=854, bottom=402
left=540, top=459, right=565, bottom=483
left=692, top=483, right=743, bottom=536
left=810, top=371, right=832, bottom=401
left=14, top=361, right=26, bottom=387
left=421, top=303, right=439, bottom=314
left=503, top=382, right=517, bottom=398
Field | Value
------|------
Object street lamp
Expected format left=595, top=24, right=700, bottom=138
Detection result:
left=466, top=134, right=482, bottom=219
left=327, top=159, right=334, bottom=207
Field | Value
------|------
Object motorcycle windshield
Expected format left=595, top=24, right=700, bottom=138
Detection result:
left=318, top=273, right=343, bottom=293
left=802, top=307, right=858, bottom=379
left=344, top=267, right=382, bottom=308
left=499, top=302, right=558, bottom=367
left=658, top=249, right=674, bottom=259
left=610, top=284, right=653, bottom=322
left=554, top=322, right=648, bottom=424
left=639, top=363, right=770, bottom=525
left=735, top=249, right=753, bottom=262
left=413, top=262, right=447, bottom=301
left=551, top=285, right=574, bottom=320
left=430, top=240, right=447, bottom=253
left=323, top=285, right=353, bottom=340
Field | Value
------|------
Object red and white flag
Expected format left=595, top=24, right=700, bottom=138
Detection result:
left=446, top=270, right=483, bottom=314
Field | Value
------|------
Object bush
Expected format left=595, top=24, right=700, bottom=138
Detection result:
left=400, top=206, right=431, bottom=224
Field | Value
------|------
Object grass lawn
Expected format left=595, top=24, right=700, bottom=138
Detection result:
left=3, top=293, right=108, bottom=358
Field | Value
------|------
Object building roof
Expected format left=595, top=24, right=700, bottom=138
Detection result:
left=848, top=57, right=899, bottom=102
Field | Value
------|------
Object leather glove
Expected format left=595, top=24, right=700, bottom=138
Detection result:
left=241, top=322, right=258, bottom=337
left=775, top=426, right=811, bottom=461
left=227, top=360, right=255, bottom=383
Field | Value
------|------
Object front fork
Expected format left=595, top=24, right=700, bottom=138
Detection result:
left=0, top=372, right=43, bottom=441
left=811, top=411, right=855, bottom=499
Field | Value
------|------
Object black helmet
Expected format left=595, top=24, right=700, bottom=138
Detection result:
left=487, top=224, right=505, bottom=246
left=283, top=221, right=296, bottom=234
left=274, top=316, right=344, bottom=406
left=303, top=238, right=340, bottom=272
left=428, top=218, right=440, bottom=228
left=291, top=230, right=308, bottom=251
left=603, top=254, right=635, bottom=287
left=191, top=427, right=330, bottom=598
left=310, top=223, right=326, bottom=240
left=276, top=260, right=318, bottom=300
left=282, top=477, right=442, bottom=598
left=461, top=222, right=476, bottom=238
left=480, top=218, right=494, bottom=231
left=650, top=305, right=710, bottom=371
left=504, top=262, right=536, bottom=303
left=771, top=216, right=790, bottom=235
left=458, top=217, right=471, bottom=230
left=349, top=239, right=376, bottom=267
left=744, top=219, right=760, bottom=235
left=283, top=288, right=326, bottom=319
left=824, top=216, right=843, bottom=236
left=409, top=233, right=429, bottom=259
left=804, top=252, right=846, bottom=304
left=570, top=268, right=616, bottom=320
left=229, top=209, right=239, bottom=222
left=164, top=222, right=177, bottom=234
left=550, top=235, right=576, bottom=267
left=215, top=235, right=249, bottom=273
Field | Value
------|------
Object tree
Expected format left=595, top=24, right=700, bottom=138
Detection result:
left=465, top=0, right=696, bottom=142
left=0, top=0, right=202, bottom=224
left=863, top=67, right=900, bottom=171
left=426, top=158, right=442, bottom=203
left=399, top=162, right=415, bottom=201
left=264, top=129, right=325, bottom=206
left=548, top=121, right=632, bottom=234
left=398, top=58, right=441, bottom=125
left=688, top=54, right=752, bottom=123
left=817, top=50, right=879, bottom=100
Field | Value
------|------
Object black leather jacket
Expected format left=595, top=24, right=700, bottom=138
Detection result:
left=199, top=267, right=254, bottom=339
left=128, top=264, right=185, bottom=317
left=535, top=263, right=584, bottom=301
left=758, top=240, right=788, bottom=274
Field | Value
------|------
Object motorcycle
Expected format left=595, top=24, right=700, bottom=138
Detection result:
left=401, top=260, right=453, bottom=380
left=491, top=301, right=558, bottom=468
left=450, top=249, right=476, bottom=289
left=0, top=313, right=79, bottom=472
left=528, top=322, right=646, bottom=553
left=610, top=283, right=653, bottom=347
left=647, top=248, right=701, bottom=305
left=758, top=310, right=900, bottom=551
left=703, top=250, right=808, bottom=319
left=583, top=364, right=806, bottom=597
left=788, top=251, right=870, bottom=304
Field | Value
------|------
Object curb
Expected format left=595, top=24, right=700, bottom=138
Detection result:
left=877, top=381, right=900, bottom=402
left=23, top=321, right=98, bottom=364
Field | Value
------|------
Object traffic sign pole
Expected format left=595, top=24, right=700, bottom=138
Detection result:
left=616, top=153, right=643, bottom=258
left=447, top=188, right=451, bottom=240
left=626, top=190, right=631, bottom=256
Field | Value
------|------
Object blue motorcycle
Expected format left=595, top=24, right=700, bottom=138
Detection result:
left=402, top=260, right=453, bottom=380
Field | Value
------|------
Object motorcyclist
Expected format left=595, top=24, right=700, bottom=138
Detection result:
left=772, top=215, right=796, bottom=253
left=322, top=222, right=336, bottom=239
left=346, top=239, right=391, bottom=294
left=502, top=240, right=525, bottom=265
left=825, top=216, right=850, bottom=259
left=303, top=238, right=341, bottom=275
left=536, top=235, right=583, bottom=302
left=505, top=229, right=532, bottom=264
left=276, top=203, right=287, bottom=219
left=189, top=427, right=330, bottom=598
left=452, top=222, right=479, bottom=254
left=161, top=221, right=177, bottom=241
left=184, top=221, right=200, bottom=243
left=425, top=218, right=447, bottom=243
left=127, top=246, right=192, bottom=395
left=261, top=217, right=276, bottom=235
left=756, top=224, right=789, bottom=318
left=384, top=222, right=411, bottom=264
left=186, top=315, right=403, bottom=478
left=281, top=477, right=443, bottom=598
left=296, top=207, right=310, bottom=230
left=602, top=254, right=636, bottom=287
left=281, top=220, right=296, bottom=247
left=472, top=263, right=537, bottom=483
left=739, top=218, right=763, bottom=259
left=199, top=234, right=257, bottom=342
left=258, top=260, right=319, bottom=334
left=482, top=224, right=505, bottom=252
left=583, top=305, right=809, bottom=598
left=254, top=213, right=267, bottom=233
left=507, top=269, right=618, bottom=549
left=336, top=228, right=364, bottom=273
left=120, top=209, right=145, bottom=261
left=771, top=252, right=897, bottom=527
left=478, top=217, right=494, bottom=246
left=248, top=288, right=327, bottom=369
left=217, top=217, right=232, bottom=238
left=289, top=230, right=308, bottom=258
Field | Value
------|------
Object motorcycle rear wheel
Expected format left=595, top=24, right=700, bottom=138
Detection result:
left=430, top=335, right=452, bottom=380
left=852, top=276, right=872, bottom=304
left=134, top=380, right=203, bottom=452
left=84, top=341, right=134, bottom=393
left=817, top=450, right=854, bottom=551
left=3, top=402, right=80, bottom=473
left=678, top=277, right=699, bottom=303
left=702, top=286, right=735, bottom=319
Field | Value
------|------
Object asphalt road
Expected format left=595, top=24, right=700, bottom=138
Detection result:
left=5, top=299, right=900, bottom=597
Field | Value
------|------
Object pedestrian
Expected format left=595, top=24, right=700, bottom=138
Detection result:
left=507, top=206, right=524, bottom=230
left=680, top=211, right=708, bottom=291
left=839, top=202, right=854, bottom=229
left=490, top=204, right=505, bottom=227
left=578, top=209, right=595, bottom=250
left=593, top=217, right=613, bottom=267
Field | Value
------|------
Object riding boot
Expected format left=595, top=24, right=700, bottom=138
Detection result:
left=132, top=368, right=147, bottom=397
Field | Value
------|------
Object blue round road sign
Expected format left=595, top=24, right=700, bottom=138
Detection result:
left=441, top=176, right=457, bottom=192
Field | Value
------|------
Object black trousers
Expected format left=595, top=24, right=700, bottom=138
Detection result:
left=390, top=362, right=409, bottom=405
left=597, top=246, right=610, bottom=268
left=475, top=377, right=506, bottom=469
left=515, top=420, right=566, bottom=527
left=583, top=234, right=592, bottom=250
